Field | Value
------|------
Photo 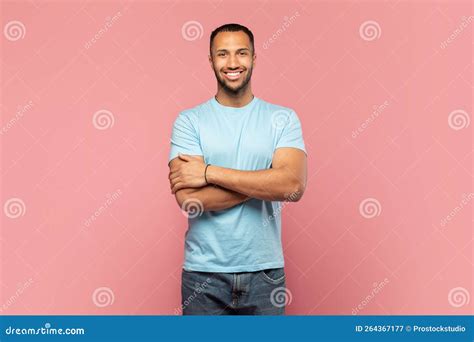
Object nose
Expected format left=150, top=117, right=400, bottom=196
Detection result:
left=227, top=54, right=239, bottom=69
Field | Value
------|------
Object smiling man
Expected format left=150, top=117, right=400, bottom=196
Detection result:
left=168, top=23, right=307, bottom=315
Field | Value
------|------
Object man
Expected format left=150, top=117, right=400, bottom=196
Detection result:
left=168, top=23, right=307, bottom=315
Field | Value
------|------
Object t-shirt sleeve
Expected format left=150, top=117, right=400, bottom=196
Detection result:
left=168, top=112, right=203, bottom=164
left=275, top=110, right=307, bottom=155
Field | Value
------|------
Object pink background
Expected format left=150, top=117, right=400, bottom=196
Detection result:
left=1, top=0, right=472, bottom=315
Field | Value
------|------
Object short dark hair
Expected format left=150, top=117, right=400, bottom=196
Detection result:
left=210, top=23, right=254, bottom=55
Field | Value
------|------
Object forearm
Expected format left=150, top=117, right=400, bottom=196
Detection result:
left=206, top=165, right=303, bottom=202
left=176, top=184, right=249, bottom=212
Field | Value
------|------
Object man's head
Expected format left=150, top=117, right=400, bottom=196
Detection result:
left=209, top=23, right=256, bottom=95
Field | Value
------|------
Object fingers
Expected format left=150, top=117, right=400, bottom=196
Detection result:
left=178, top=153, right=191, bottom=162
left=168, top=171, right=179, bottom=181
left=169, top=175, right=180, bottom=187
left=171, top=182, right=185, bottom=194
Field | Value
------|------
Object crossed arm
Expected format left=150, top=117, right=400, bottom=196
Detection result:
left=168, top=147, right=307, bottom=212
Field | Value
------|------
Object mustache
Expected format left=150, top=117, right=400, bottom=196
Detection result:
left=213, top=67, right=253, bottom=94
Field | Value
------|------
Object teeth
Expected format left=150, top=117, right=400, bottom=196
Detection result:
left=225, top=71, right=242, bottom=76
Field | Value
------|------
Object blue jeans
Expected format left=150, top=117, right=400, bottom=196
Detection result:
left=180, top=267, right=287, bottom=315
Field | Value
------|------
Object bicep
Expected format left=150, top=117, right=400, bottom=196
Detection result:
left=271, top=147, right=307, bottom=185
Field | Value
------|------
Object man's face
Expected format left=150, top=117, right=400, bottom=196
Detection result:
left=209, top=31, right=256, bottom=94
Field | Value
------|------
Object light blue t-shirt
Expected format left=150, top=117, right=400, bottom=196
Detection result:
left=168, top=96, right=306, bottom=272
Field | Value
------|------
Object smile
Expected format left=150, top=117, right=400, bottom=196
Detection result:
left=223, top=70, right=243, bottom=80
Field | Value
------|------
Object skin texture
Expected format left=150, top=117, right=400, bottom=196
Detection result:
left=169, top=155, right=250, bottom=211
left=168, top=30, right=307, bottom=211
left=209, top=30, right=256, bottom=106
left=170, top=149, right=306, bottom=202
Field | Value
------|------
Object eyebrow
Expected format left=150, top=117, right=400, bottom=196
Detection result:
left=215, top=48, right=250, bottom=53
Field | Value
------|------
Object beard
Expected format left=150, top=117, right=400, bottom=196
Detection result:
left=213, top=66, right=253, bottom=95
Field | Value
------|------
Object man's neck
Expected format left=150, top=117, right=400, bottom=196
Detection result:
left=215, top=88, right=254, bottom=108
